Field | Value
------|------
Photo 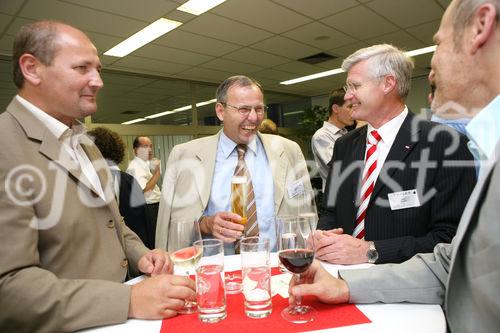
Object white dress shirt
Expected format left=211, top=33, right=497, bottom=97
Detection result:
left=16, top=95, right=106, bottom=200
left=126, top=156, right=161, bottom=204
left=365, top=106, right=408, bottom=186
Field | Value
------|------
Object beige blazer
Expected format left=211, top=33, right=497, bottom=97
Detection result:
left=156, top=130, right=315, bottom=249
left=0, top=98, right=148, bottom=333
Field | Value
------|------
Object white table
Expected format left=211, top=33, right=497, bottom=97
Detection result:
left=81, top=254, right=446, bottom=333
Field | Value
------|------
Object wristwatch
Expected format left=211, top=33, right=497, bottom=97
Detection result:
left=366, top=241, right=379, bottom=264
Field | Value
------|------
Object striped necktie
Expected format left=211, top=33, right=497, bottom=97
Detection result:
left=353, top=130, right=382, bottom=239
left=234, top=144, right=258, bottom=237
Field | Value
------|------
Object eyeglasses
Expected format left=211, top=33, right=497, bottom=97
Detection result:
left=222, top=103, right=268, bottom=116
left=343, top=75, right=386, bottom=93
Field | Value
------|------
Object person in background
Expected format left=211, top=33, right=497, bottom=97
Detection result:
left=0, top=20, right=195, bottom=333
left=89, top=127, right=150, bottom=249
left=316, top=44, right=476, bottom=265
left=311, top=88, right=354, bottom=190
left=290, top=0, right=500, bottom=331
left=258, top=118, right=279, bottom=135
left=126, top=136, right=161, bottom=248
left=156, top=75, right=315, bottom=254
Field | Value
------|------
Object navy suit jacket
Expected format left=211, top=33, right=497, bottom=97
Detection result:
left=318, top=112, right=476, bottom=263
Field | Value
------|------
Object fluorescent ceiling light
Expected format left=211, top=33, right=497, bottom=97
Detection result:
left=121, top=118, right=147, bottom=125
left=280, top=45, right=437, bottom=85
left=280, top=68, right=345, bottom=85
left=405, top=45, right=437, bottom=57
left=142, top=99, right=217, bottom=121
left=104, top=18, right=182, bottom=57
left=177, top=0, right=226, bottom=15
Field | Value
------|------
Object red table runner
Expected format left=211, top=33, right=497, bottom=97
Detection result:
left=161, top=268, right=371, bottom=333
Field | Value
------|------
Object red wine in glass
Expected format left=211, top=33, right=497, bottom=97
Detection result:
left=278, top=249, right=314, bottom=273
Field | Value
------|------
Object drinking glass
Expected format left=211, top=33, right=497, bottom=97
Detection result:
left=194, top=239, right=227, bottom=323
left=225, top=175, right=247, bottom=294
left=241, top=237, right=272, bottom=318
left=277, top=216, right=316, bottom=323
left=298, top=189, right=318, bottom=230
left=167, top=218, right=202, bottom=314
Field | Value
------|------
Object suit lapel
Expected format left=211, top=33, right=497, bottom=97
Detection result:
left=194, top=132, right=219, bottom=210
left=371, top=112, right=419, bottom=201
left=7, top=99, right=97, bottom=194
left=260, top=133, right=287, bottom=213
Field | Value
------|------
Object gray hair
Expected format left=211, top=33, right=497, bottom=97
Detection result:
left=12, top=21, right=65, bottom=89
left=341, top=44, right=414, bottom=98
left=215, top=75, right=264, bottom=103
left=451, top=0, right=500, bottom=45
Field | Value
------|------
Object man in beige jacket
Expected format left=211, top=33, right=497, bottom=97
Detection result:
left=0, top=21, right=195, bottom=333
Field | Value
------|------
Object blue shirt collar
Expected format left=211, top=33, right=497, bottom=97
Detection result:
left=466, top=95, right=500, bottom=159
left=219, top=131, right=258, bottom=159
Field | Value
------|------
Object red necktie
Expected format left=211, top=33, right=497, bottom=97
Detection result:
left=353, top=130, right=382, bottom=239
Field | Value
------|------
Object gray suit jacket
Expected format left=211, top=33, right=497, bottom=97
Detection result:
left=0, top=98, right=149, bottom=333
left=340, top=142, right=500, bottom=332
left=156, top=130, right=315, bottom=249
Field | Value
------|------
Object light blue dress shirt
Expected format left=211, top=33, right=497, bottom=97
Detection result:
left=466, top=95, right=500, bottom=178
left=205, top=132, right=275, bottom=254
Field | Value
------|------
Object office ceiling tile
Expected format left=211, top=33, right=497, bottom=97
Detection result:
left=366, top=30, right=425, bottom=50
left=406, top=19, right=441, bottom=45
left=19, top=0, right=147, bottom=38
left=0, top=0, right=24, bottom=15
left=200, top=58, right=264, bottom=74
left=252, top=35, right=322, bottom=60
left=176, top=66, right=233, bottom=83
left=273, top=61, right=325, bottom=76
left=0, top=14, right=12, bottom=33
left=180, top=13, right=273, bottom=45
left=156, top=30, right=240, bottom=57
left=4, top=17, right=34, bottom=36
left=283, top=22, right=356, bottom=50
left=133, top=43, right=213, bottom=66
left=253, top=68, right=298, bottom=81
left=223, top=48, right=290, bottom=68
left=329, top=41, right=369, bottom=57
left=321, top=5, right=399, bottom=39
left=212, top=0, right=311, bottom=34
left=110, top=56, right=191, bottom=76
left=271, top=0, right=359, bottom=19
left=0, top=35, right=14, bottom=56
left=61, top=0, right=179, bottom=22
left=366, top=0, right=444, bottom=28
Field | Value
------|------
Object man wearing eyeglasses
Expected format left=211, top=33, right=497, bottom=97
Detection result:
left=316, top=44, right=476, bottom=265
left=156, top=75, right=315, bottom=253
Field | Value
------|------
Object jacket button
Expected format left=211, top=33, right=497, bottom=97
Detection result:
left=107, top=220, right=115, bottom=228
left=121, top=259, right=128, bottom=268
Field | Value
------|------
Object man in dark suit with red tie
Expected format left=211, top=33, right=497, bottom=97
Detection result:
left=316, top=44, right=476, bottom=264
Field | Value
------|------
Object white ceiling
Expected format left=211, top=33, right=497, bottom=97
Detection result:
left=0, top=0, right=450, bottom=124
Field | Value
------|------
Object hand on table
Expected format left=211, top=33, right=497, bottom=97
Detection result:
left=129, top=274, right=196, bottom=319
left=138, top=249, right=173, bottom=276
left=314, top=229, right=370, bottom=264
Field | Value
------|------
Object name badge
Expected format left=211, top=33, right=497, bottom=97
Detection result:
left=388, top=189, right=421, bottom=210
left=287, top=180, right=304, bottom=198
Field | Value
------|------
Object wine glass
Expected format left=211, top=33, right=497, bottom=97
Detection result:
left=277, top=216, right=317, bottom=323
left=168, top=218, right=202, bottom=314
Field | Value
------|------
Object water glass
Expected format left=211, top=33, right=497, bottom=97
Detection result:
left=194, top=239, right=227, bottom=323
left=240, top=237, right=272, bottom=318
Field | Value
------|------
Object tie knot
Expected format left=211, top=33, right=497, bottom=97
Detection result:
left=236, top=144, right=247, bottom=159
left=368, top=130, right=382, bottom=145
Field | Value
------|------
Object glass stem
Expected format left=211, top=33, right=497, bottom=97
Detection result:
left=294, top=273, right=302, bottom=306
